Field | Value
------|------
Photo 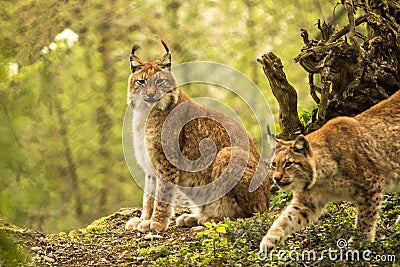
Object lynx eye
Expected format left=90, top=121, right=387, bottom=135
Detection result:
left=271, top=162, right=277, bottom=169
left=155, top=78, right=166, bottom=86
left=136, top=79, right=146, bottom=86
left=284, top=161, right=295, bottom=169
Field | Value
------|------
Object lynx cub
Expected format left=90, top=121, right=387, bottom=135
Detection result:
left=125, top=41, right=270, bottom=233
left=260, top=90, right=400, bottom=251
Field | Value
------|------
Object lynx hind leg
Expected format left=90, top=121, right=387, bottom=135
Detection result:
left=175, top=208, right=217, bottom=228
left=176, top=204, right=233, bottom=228
left=176, top=213, right=200, bottom=227
left=212, top=147, right=269, bottom=216
left=175, top=193, right=227, bottom=227
left=178, top=147, right=270, bottom=227
left=176, top=200, right=236, bottom=227
left=126, top=175, right=156, bottom=230
left=355, top=193, right=383, bottom=241
left=198, top=196, right=244, bottom=223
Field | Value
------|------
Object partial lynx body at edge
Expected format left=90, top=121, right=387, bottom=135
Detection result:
left=125, top=41, right=270, bottom=233
left=260, top=90, right=400, bottom=251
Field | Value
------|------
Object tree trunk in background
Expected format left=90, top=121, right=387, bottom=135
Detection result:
left=258, top=0, right=399, bottom=139
left=38, top=58, right=83, bottom=224
left=245, top=0, right=259, bottom=86
left=55, top=103, right=83, bottom=217
left=97, top=2, right=116, bottom=214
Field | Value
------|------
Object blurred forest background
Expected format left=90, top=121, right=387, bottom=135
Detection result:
left=0, top=0, right=347, bottom=233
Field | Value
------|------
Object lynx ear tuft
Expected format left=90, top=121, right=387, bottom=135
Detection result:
left=292, top=135, right=311, bottom=155
left=130, top=44, right=144, bottom=73
left=130, top=58, right=143, bottom=73
left=267, top=126, right=287, bottom=148
left=158, top=40, right=171, bottom=70
left=159, top=54, right=171, bottom=70
left=161, top=40, right=169, bottom=53
left=131, top=44, right=140, bottom=55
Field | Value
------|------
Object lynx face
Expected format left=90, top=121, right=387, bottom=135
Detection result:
left=270, top=135, right=317, bottom=192
left=127, top=41, right=178, bottom=110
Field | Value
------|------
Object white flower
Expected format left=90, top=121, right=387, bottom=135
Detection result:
left=40, top=28, right=79, bottom=56
left=49, top=42, right=58, bottom=50
left=8, top=62, right=19, bottom=76
left=41, top=46, right=49, bottom=55
left=54, top=28, right=79, bottom=48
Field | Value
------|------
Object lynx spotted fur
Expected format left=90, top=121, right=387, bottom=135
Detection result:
left=260, top=90, right=400, bottom=251
left=125, top=41, right=270, bottom=232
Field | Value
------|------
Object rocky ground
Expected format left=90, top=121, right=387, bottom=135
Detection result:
left=1, top=192, right=399, bottom=266
left=1, top=207, right=202, bottom=266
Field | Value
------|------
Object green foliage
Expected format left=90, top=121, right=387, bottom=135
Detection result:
left=151, top=195, right=400, bottom=266
left=381, top=193, right=400, bottom=222
left=0, top=232, right=30, bottom=266
left=270, top=190, right=293, bottom=209
left=298, top=108, right=317, bottom=127
left=3, top=196, right=399, bottom=266
left=152, top=214, right=274, bottom=266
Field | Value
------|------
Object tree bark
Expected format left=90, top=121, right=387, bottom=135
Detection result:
left=257, top=53, right=302, bottom=140
left=97, top=2, right=116, bottom=214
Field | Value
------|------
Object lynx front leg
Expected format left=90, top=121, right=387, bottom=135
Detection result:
left=260, top=196, right=324, bottom=252
left=126, top=175, right=156, bottom=230
left=355, top=193, right=383, bottom=241
left=137, top=175, right=176, bottom=232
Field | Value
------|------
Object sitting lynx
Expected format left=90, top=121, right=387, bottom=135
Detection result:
left=260, top=90, right=400, bottom=251
left=125, top=41, right=270, bottom=233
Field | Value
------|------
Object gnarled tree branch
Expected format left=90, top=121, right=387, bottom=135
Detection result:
left=257, top=52, right=302, bottom=140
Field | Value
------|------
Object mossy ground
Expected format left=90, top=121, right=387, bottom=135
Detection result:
left=1, top=192, right=399, bottom=266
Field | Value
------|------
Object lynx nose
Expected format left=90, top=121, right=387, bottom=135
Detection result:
left=143, top=92, right=158, bottom=103
left=147, top=91, right=156, bottom=98
left=273, top=174, right=282, bottom=183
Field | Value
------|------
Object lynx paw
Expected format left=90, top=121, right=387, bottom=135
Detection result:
left=259, top=234, right=279, bottom=253
left=137, top=219, right=169, bottom=233
left=176, top=213, right=199, bottom=227
left=125, top=217, right=142, bottom=230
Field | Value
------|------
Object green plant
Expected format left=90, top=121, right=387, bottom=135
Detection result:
left=270, top=190, right=293, bottom=209
left=298, top=108, right=317, bottom=126
left=197, top=221, right=229, bottom=263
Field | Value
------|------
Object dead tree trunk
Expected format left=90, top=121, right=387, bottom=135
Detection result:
left=259, top=0, right=400, bottom=139
left=257, top=53, right=302, bottom=140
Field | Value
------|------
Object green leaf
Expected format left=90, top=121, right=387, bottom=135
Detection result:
left=58, top=231, right=67, bottom=237
left=216, top=226, right=226, bottom=234
left=204, top=222, right=213, bottom=229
